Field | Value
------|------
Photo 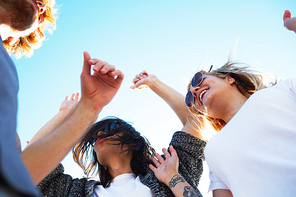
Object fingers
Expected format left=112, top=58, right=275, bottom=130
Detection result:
left=283, top=10, right=292, bottom=23
left=74, top=93, right=80, bottom=101
left=82, top=52, right=116, bottom=77
left=135, top=71, right=149, bottom=81
left=70, top=93, right=75, bottom=101
left=149, top=164, right=157, bottom=172
left=65, top=93, right=80, bottom=101
left=133, top=71, right=149, bottom=84
left=169, top=145, right=177, bottom=159
left=152, top=156, right=161, bottom=168
left=82, top=53, right=124, bottom=89
left=130, top=71, right=149, bottom=89
left=162, top=148, right=171, bottom=160
left=69, top=93, right=80, bottom=101
left=82, top=51, right=91, bottom=76
left=91, top=59, right=115, bottom=75
left=91, top=60, right=124, bottom=81
left=154, top=153, right=165, bottom=164
left=92, top=60, right=115, bottom=74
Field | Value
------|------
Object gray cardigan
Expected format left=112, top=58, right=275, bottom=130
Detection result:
left=38, top=131, right=206, bottom=197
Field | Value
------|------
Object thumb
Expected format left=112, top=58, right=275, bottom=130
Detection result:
left=134, top=78, right=149, bottom=90
left=169, top=145, right=177, bottom=158
left=82, top=51, right=91, bottom=76
left=283, top=10, right=291, bottom=23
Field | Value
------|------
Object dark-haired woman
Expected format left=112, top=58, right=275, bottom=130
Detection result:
left=32, top=72, right=206, bottom=196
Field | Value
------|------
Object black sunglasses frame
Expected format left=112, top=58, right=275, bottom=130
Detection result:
left=185, top=72, right=204, bottom=107
left=185, top=65, right=213, bottom=107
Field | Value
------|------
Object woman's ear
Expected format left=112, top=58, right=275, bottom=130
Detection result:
left=226, top=76, right=235, bottom=85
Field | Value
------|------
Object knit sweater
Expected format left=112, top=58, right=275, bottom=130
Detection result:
left=38, top=131, right=206, bottom=197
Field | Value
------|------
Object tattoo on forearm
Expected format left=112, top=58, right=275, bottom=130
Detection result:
left=183, top=186, right=199, bottom=197
left=168, top=174, right=185, bottom=188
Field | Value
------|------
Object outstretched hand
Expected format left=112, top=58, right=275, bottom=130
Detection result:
left=149, top=145, right=179, bottom=185
left=283, top=10, right=296, bottom=33
left=80, top=51, right=124, bottom=111
left=130, top=70, right=157, bottom=89
left=59, top=93, right=79, bottom=112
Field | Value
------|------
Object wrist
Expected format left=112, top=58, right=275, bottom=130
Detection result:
left=75, top=100, right=101, bottom=121
left=58, top=108, right=73, bottom=116
left=147, top=77, right=160, bottom=89
left=166, top=173, right=183, bottom=188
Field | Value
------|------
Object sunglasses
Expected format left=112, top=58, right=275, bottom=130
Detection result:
left=90, top=121, right=118, bottom=145
left=185, top=72, right=204, bottom=107
left=185, top=65, right=214, bottom=107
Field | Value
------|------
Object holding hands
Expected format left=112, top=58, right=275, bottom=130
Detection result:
left=283, top=10, right=296, bottom=33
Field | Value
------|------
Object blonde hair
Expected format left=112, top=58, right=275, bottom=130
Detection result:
left=3, top=0, right=57, bottom=59
left=187, top=60, right=276, bottom=134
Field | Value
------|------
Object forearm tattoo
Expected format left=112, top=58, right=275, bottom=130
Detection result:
left=168, top=174, right=185, bottom=188
left=183, top=186, right=199, bottom=197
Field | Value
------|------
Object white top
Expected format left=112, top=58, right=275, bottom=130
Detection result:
left=94, top=173, right=156, bottom=197
left=205, top=78, right=296, bottom=197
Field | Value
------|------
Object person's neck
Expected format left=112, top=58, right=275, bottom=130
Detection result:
left=222, top=92, right=247, bottom=123
left=105, top=151, right=134, bottom=179
left=107, top=158, right=134, bottom=179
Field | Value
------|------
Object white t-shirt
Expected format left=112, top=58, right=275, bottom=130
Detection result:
left=205, top=78, right=296, bottom=197
left=93, top=173, right=156, bottom=197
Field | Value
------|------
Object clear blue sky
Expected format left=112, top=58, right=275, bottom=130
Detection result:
left=13, top=0, right=296, bottom=195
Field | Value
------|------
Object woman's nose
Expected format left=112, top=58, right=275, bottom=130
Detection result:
left=191, top=86, right=200, bottom=98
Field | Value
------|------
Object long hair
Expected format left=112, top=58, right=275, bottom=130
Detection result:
left=187, top=60, right=275, bottom=133
left=73, top=117, right=155, bottom=188
left=3, top=0, right=57, bottom=59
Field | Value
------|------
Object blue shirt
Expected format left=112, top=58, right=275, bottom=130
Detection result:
left=0, top=37, right=40, bottom=196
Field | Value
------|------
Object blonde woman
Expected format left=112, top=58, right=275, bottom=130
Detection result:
left=185, top=61, right=296, bottom=197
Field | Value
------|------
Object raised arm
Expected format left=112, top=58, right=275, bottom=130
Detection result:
left=283, top=10, right=296, bottom=33
left=21, top=51, right=124, bottom=184
left=25, top=93, right=79, bottom=149
left=149, top=146, right=202, bottom=197
left=131, top=71, right=202, bottom=139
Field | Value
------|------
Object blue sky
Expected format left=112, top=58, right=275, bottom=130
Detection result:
left=14, top=0, right=296, bottom=195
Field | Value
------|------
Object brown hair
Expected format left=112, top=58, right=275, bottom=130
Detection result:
left=0, top=0, right=37, bottom=31
left=3, top=0, right=57, bottom=59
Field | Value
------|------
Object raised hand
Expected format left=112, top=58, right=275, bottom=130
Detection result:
left=59, top=93, right=79, bottom=112
left=80, top=51, right=124, bottom=111
left=283, top=10, right=296, bottom=33
left=149, top=146, right=201, bottom=197
left=149, top=145, right=179, bottom=185
left=130, top=70, right=157, bottom=89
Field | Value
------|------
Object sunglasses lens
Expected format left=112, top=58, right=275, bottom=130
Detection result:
left=104, top=122, right=117, bottom=132
left=191, top=72, right=203, bottom=87
left=185, top=91, right=194, bottom=107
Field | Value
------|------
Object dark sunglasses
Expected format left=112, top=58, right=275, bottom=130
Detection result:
left=185, top=72, right=204, bottom=107
left=185, top=65, right=213, bottom=107
left=90, top=121, right=118, bottom=145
